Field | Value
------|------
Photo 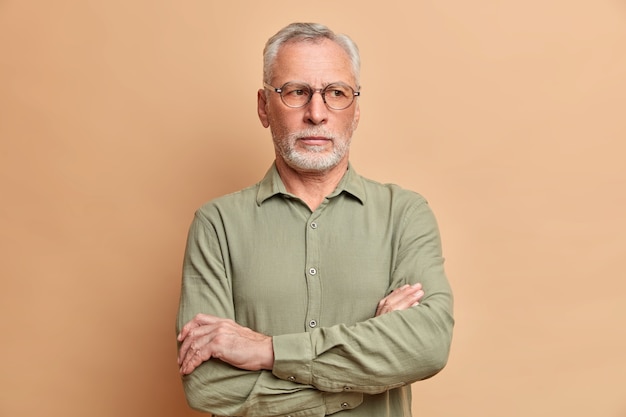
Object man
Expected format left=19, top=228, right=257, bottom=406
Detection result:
left=176, top=22, right=454, bottom=417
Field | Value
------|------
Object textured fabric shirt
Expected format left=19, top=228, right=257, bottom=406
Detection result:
left=176, top=163, right=454, bottom=417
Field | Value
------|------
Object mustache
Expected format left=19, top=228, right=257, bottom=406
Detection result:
left=289, top=128, right=336, bottom=140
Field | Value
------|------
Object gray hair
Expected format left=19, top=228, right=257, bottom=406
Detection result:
left=262, top=22, right=361, bottom=87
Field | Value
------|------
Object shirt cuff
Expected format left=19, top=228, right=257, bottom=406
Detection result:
left=272, top=332, right=314, bottom=385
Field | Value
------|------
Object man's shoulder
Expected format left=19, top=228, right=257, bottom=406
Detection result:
left=195, top=183, right=260, bottom=217
left=358, top=174, right=428, bottom=206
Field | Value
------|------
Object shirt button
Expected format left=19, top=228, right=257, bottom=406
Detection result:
left=309, top=319, right=317, bottom=328
left=309, top=267, right=317, bottom=276
left=341, top=402, right=350, bottom=408
left=310, top=222, right=318, bottom=229
left=287, top=376, right=296, bottom=382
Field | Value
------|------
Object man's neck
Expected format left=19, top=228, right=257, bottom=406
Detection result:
left=275, top=158, right=349, bottom=211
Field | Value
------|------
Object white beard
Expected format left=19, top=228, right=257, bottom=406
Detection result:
left=272, top=128, right=352, bottom=172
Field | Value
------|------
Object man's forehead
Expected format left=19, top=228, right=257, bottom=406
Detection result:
left=272, top=39, right=354, bottom=81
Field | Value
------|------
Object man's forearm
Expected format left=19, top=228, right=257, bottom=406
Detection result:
left=271, top=289, right=453, bottom=394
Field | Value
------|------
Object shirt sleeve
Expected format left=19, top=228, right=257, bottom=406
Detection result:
left=271, top=199, right=454, bottom=394
left=176, top=213, right=364, bottom=417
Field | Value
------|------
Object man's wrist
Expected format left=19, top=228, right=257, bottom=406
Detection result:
left=261, top=336, right=275, bottom=370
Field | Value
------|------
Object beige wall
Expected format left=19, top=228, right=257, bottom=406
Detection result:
left=1, top=1, right=625, bottom=416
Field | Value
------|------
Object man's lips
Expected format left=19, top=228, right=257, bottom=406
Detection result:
left=298, top=136, right=331, bottom=146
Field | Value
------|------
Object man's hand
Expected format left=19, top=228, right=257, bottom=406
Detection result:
left=375, top=283, right=424, bottom=316
left=177, top=314, right=274, bottom=375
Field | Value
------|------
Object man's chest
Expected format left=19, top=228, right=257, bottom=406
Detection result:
left=226, top=208, right=399, bottom=335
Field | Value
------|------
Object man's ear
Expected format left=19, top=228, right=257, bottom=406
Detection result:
left=257, top=89, right=270, bottom=128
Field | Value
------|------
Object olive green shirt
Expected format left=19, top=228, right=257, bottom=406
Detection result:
left=177, top=164, right=454, bottom=417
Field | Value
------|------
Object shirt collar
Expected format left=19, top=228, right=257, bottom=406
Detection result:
left=256, top=162, right=367, bottom=206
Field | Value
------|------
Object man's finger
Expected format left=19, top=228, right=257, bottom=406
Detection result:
left=180, top=332, right=216, bottom=374
left=178, top=321, right=222, bottom=364
left=375, top=284, right=424, bottom=316
left=178, top=313, right=222, bottom=341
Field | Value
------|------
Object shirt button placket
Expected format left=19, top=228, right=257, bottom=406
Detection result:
left=307, top=266, right=318, bottom=329
left=305, top=215, right=321, bottom=333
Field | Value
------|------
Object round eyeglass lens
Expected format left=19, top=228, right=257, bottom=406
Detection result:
left=280, top=83, right=311, bottom=108
left=323, top=84, right=354, bottom=109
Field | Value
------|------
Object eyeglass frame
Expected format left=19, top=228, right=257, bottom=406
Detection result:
left=263, top=81, right=361, bottom=110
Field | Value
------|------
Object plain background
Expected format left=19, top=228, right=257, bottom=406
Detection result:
left=1, top=1, right=625, bottom=416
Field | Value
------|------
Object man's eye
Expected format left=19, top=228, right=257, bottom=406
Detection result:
left=328, top=88, right=348, bottom=97
left=285, top=88, right=307, bottom=96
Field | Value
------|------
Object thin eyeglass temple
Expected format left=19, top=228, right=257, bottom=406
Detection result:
left=263, top=82, right=281, bottom=93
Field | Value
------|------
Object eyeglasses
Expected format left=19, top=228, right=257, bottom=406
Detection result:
left=264, top=81, right=360, bottom=110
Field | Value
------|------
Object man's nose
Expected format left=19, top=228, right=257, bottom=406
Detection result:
left=304, top=91, right=328, bottom=124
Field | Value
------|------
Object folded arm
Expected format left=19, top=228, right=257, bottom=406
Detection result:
left=176, top=200, right=453, bottom=415
left=177, top=283, right=424, bottom=375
